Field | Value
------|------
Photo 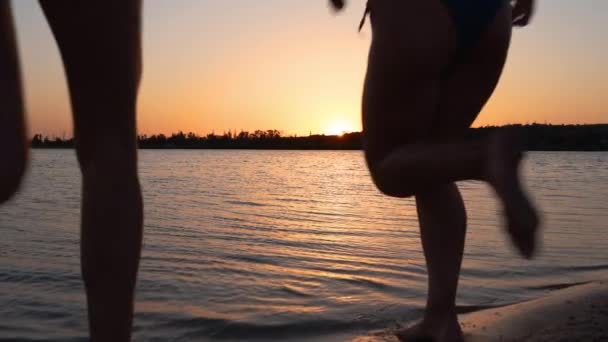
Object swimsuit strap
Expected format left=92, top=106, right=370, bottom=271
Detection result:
left=359, top=2, right=370, bottom=31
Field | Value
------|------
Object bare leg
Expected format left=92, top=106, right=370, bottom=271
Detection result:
left=0, top=0, right=27, bottom=203
left=419, top=187, right=466, bottom=315
left=371, top=126, right=538, bottom=260
left=486, top=128, right=538, bottom=258
left=360, top=1, right=538, bottom=341
left=366, top=2, right=537, bottom=258
left=397, top=184, right=466, bottom=342
left=39, top=1, right=142, bottom=340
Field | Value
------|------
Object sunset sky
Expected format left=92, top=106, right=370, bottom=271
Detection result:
left=12, top=0, right=607, bottom=137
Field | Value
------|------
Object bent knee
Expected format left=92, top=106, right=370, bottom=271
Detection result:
left=371, top=170, right=454, bottom=199
left=369, top=167, right=417, bottom=198
left=0, top=150, right=28, bottom=203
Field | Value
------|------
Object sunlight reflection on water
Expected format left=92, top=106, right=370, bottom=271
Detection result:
left=1, top=150, right=607, bottom=340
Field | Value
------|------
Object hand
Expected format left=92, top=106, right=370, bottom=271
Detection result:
left=330, top=0, right=345, bottom=11
left=512, top=0, right=535, bottom=27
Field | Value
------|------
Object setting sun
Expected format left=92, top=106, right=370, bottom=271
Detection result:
left=324, top=118, right=356, bottom=136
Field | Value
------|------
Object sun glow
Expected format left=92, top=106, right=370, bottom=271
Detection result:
left=324, top=118, right=356, bottom=136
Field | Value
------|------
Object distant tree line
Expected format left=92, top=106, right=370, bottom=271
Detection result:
left=465, top=124, right=608, bottom=151
left=31, top=124, right=608, bottom=151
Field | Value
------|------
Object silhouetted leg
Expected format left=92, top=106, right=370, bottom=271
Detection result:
left=39, top=1, right=142, bottom=341
left=429, top=2, right=538, bottom=260
left=361, top=2, right=538, bottom=341
left=396, top=184, right=466, bottom=342
left=364, top=1, right=537, bottom=258
left=369, top=121, right=537, bottom=258
left=0, top=0, right=27, bottom=203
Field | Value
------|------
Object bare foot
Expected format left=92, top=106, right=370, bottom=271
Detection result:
left=396, top=315, right=463, bottom=342
left=486, top=128, right=540, bottom=258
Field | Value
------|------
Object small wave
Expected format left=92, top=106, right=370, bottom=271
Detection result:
left=566, top=264, right=608, bottom=272
left=0, top=269, right=80, bottom=286
left=274, top=197, right=319, bottom=204
left=224, top=200, right=266, bottom=207
left=224, top=253, right=279, bottom=266
left=161, top=317, right=377, bottom=340
left=154, top=316, right=230, bottom=330
left=336, top=277, right=391, bottom=290
left=526, top=280, right=591, bottom=291
left=0, top=329, right=87, bottom=342
left=280, top=285, right=313, bottom=298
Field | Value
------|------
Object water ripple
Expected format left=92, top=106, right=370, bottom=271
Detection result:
left=0, top=150, right=606, bottom=340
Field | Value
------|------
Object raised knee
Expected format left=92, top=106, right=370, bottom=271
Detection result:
left=369, top=167, right=417, bottom=198
left=0, top=150, right=28, bottom=203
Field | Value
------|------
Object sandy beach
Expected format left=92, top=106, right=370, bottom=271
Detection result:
left=349, top=280, right=608, bottom=342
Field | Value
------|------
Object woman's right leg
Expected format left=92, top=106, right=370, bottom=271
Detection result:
left=362, top=1, right=538, bottom=341
left=361, top=4, right=478, bottom=340
left=364, top=0, right=537, bottom=259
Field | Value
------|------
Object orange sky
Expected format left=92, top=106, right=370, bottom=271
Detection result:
left=12, top=1, right=608, bottom=137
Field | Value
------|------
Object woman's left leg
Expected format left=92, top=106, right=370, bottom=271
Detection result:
left=396, top=183, right=467, bottom=341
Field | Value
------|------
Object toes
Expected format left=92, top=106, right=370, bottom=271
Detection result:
left=507, top=208, right=539, bottom=258
left=517, top=235, right=535, bottom=259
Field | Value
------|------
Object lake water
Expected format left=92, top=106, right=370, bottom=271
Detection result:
left=1, top=150, right=607, bottom=341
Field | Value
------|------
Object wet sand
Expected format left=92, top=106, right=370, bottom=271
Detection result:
left=347, top=280, right=608, bottom=342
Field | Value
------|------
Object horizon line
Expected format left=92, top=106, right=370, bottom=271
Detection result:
left=30, top=122, right=608, bottom=139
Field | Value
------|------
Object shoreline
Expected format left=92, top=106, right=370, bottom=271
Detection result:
left=341, top=280, right=608, bottom=342
left=30, top=124, right=608, bottom=152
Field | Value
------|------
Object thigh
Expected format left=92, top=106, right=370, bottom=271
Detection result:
left=431, top=3, right=512, bottom=139
left=362, top=0, right=457, bottom=166
left=39, top=0, right=142, bottom=165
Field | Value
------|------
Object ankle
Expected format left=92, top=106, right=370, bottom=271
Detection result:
left=424, top=304, right=457, bottom=321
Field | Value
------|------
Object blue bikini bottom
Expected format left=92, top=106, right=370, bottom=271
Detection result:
left=440, top=0, right=506, bottom=50
left=359, top=0, right=506, bottom=51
